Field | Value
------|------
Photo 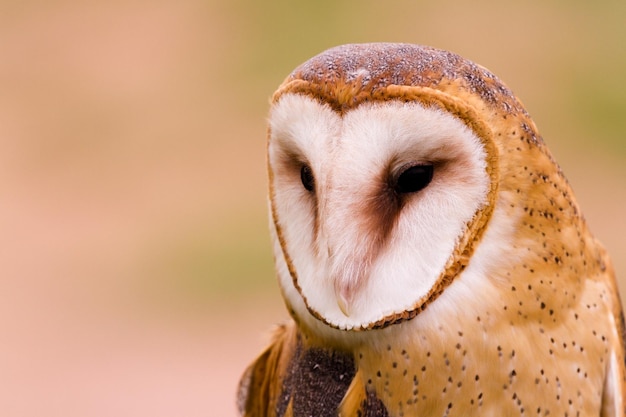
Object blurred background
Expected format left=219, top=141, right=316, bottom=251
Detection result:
left=0, top=1, right=624, bottom=416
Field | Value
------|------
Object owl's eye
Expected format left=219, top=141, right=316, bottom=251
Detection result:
left=395, top=164, right=434, bottom=194
left=300, top=164, right=315, bottom=192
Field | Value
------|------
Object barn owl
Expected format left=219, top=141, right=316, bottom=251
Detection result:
left=237, top=43, right=625, bottom=417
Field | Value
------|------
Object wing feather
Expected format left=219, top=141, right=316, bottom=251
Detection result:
left=238, top=323, right=298, bottom=417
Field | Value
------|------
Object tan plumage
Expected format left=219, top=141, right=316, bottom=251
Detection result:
left=238, top=43, right=626, bottom=416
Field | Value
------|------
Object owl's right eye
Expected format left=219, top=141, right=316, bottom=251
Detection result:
left=300, top=164, right=315, bottom=192
left=394, top=164, right=434, bottom=194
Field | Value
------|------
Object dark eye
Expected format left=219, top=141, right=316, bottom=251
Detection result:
left=395, top=164, right=434, bottom=194
left=300, top=164, right=315, bottom=192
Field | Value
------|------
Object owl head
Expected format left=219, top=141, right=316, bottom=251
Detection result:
left=266, top=43, right=585, bottom=337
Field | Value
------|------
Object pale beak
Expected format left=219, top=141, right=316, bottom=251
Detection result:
left=334, top=281, right=354, bottom=317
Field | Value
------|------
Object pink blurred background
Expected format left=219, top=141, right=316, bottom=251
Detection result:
left=0, top=1, right=624, bottom=416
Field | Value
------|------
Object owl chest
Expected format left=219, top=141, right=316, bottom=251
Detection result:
left=355, top=322, right=608, bottom=417
left=276, top=322, right=609, bottom=417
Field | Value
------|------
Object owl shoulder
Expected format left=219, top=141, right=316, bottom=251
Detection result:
left=237, top=321, right=389, bottom=417
left=237, top=322, right=298, bottom=417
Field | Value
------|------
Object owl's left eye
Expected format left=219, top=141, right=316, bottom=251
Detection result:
left=300, top=164, right=315, bottom=192
left=395, top=164, right=434, bottom=194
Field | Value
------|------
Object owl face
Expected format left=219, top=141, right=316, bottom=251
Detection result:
left=268, top=93, right=492, bottom=331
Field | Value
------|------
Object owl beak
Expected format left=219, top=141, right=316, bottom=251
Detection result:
left=336, top=292, right=351, bottom=317
left=330, top=249, right=370, bottom=318
left=334, top=281, right=354, bottom=317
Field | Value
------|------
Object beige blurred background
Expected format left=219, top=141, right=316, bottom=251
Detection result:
left=0, top=1, right=624, bottom=416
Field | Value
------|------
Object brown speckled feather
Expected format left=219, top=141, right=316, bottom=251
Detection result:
left=240, top=43, right=625, bottom=416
